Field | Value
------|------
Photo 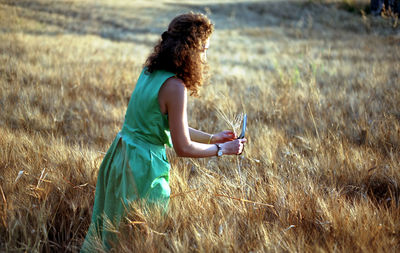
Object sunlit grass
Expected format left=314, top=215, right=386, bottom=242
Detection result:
left=1, top=0, right=399, bottom=252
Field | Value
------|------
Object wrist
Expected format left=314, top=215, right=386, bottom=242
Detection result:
left=208, top=134, right=214, bottom=144
left=215, top=143, right=223, bottom=157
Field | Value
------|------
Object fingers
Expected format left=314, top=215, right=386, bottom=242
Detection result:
left=237, top=138, right=247, bottom=154
left=222, top=139, right=246, bottom=155
left=223, top=130, right=236, bottom=139
left=215, top=130, right=236, bottom=142
left=226, top=133, right=236, bottom=140
left=238, top=139, right=245, bottom=155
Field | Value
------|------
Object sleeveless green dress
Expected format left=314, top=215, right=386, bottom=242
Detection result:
left=81, top=69, right=175, bottom=252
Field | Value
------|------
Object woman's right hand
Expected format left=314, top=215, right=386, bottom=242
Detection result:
left=221, top=138, right=247, bottom=155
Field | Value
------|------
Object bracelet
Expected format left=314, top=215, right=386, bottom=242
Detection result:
left=207, top=134, right=213, bottom=144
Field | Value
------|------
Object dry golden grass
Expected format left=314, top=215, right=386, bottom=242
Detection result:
left=1, top=0, right=399, bottom=252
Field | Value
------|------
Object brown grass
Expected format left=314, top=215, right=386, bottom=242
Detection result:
left=1, top=0, right=399, bottom=252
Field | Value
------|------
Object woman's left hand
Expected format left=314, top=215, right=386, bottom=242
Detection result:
left=212, top=130, right=236, bottom=143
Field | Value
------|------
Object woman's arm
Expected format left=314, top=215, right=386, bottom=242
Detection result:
left=189, top=127, right=213, bottom=144
left=189, top=128, right=236, bottom=144
left=158, top=78, right=245, bottom=158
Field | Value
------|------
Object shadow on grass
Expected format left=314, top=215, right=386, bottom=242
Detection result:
left=339, top=167, right=400, bottom=208
left=168, top=0, right=397, bottom=36
left=3, top=0, right=163, bottom=44
left=4, top=0, right=397, bottom=44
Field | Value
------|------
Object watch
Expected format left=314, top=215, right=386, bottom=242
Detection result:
left=215, top=144, right=223, bottom=157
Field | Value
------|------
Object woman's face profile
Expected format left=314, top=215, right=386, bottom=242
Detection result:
left=200, top=38, right=210, bottom=63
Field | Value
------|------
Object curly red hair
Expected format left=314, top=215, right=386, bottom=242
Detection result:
left=144, top=12, right=214, bottom=96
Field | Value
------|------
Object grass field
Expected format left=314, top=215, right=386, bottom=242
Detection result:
left=1, top=0, right=400, bottom=252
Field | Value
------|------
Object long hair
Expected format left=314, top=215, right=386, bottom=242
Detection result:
left=144, top=12, right=214, bottom=95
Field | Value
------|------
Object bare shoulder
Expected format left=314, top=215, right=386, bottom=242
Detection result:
left=160, top=77, right=187, bottom=98
left=163, top=77, right=186, bottom=92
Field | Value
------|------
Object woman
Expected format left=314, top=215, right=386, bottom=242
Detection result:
left=81, top=12, right=246, bottom=251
